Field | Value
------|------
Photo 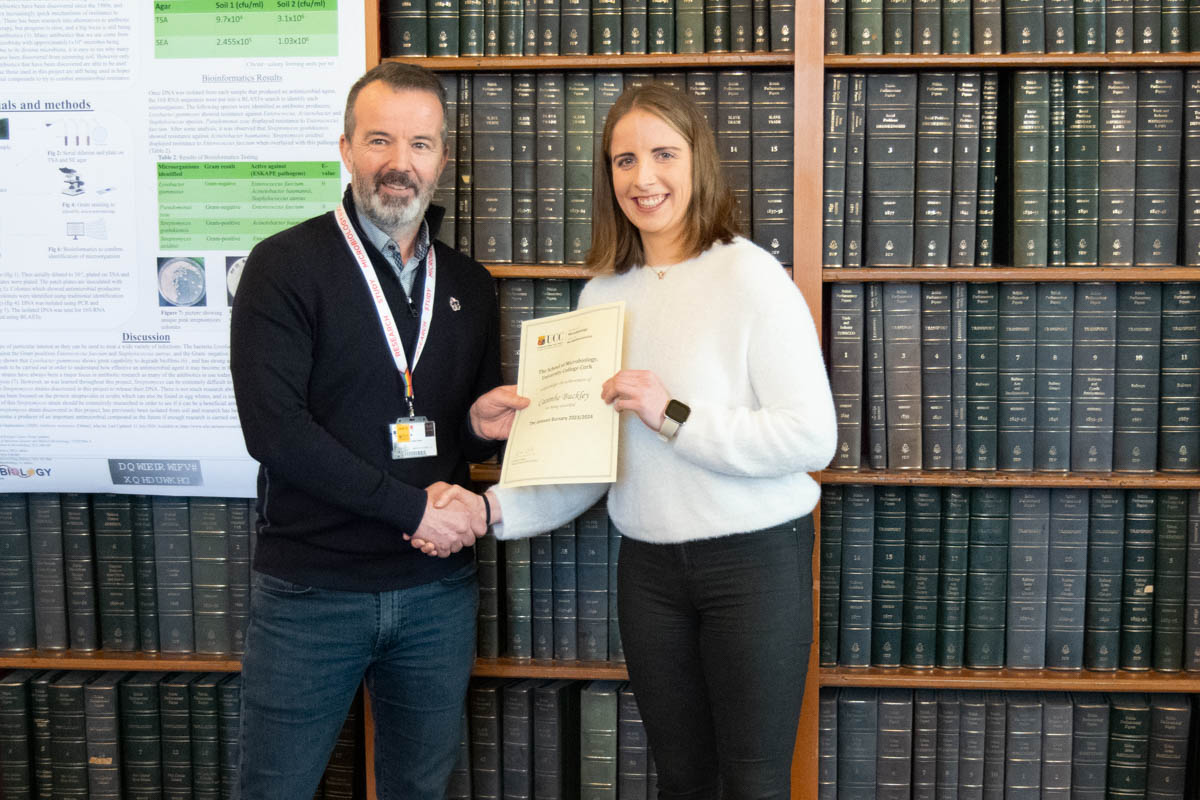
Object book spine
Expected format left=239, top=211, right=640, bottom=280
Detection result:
left=159, top=675, right=193, bottom=800
left=1046, top=0, right=1077, bottom=47
left=942, top=0, right=970, bottom=49
left=49, top=672, right=90, bottom=797
left=872, top=488, right=907, bottom=666
left=217, top=675, right=241, bottom=799
left=966, top=284, right=999, bottom=470
left=1163, top=0, right=1187, bottom=48
left=576, top=505, right=610, bottom=662
left=769, top=0, right=795, bottom=49
left=828, top=0, right=848, bottom=50
left=983, top=691, right=1006, bottom=800
left=730, top=0, right=752, bottom=49
left=707, top=0, right=732, bottom=50
left=624, top=0, right=649, bottom=50
left=580, top=682, right=619, bottom=800
left=1075, top=0, right=1105, bottom=51
left=920, top=284, right=953, bottom=470
left=844, top=74, right=867, bottom=268
left=864, top=73, right=918, bottom=267
left=1134, top=0, right=1162, bottom=51
left=534, top=74, right=566, bottom=265
left=460, top=0, right=485, bottom=53
left=1050, top=72, right=1068, bottom=266
left=1107, top=694, right=1151, bottom=796
left=837, top=688, right=878, bottom=796
left=820, top=487, right=845, bottom=666
left=1039, top=693, right=1073, bottom=798
left=456, top=75, right=474, bottom=255
left=997, top=283, right=1037, bottom=472
left=910, top=689, right=938, bottom=800
left=83, top=673, right=121, bottom=800
left=60, top=494, right=98, bottom=652
left=552, top=522, right=578, bottom=660
left=1066, top=70, right=1101, bottom=267
left=189, top=498, right=231, bottom=656
left=882, top=283, right=923, bottom=469
left=469, top=682, right=502, bottom=800
left=949, top=73, right=981, bottom=268
left=564, top=74, right=594, bottom=265
left=972, top=0, right=1002, bottom=50
left=560, top=0, right=590, bottom=52
left=131, top=496, right=158, bottom=653
left=505, top=539, right=534, bottom=658
left=531, top=534, right=554, bottom=660
left=473, top=74, right=514, bottom=263
left=1070, top=693, right=1110, bottom=798
left=1012, top=71, right=1051, bottom=268
left=537, top=0, right=559, bottom=52
left=829, top=284, right=865, bottom=470
left=1006, top=0, right=1047, bottom=50
left=153, top=497, right=194, bottom=653
left=92, top=495, right=137, bottom=652
left=867, top=283, right=888, bottom=469
left=380, top=0, right=428, bottom=55
left=913, top=0, right=940, bottom=52
left=1006, top=489, right=1051, bottom=669
left=937, top=489, right=970, bottom=668
left=951, top=282, right=968, bottom=469
left=189, top=674, right=221, bottom=800
left=1070, top=282, right=1118, bottom=472
left=512, top=74, right=537, bottom=265
left=648, top=0, right=676, bottom=50
left=752, top=0, right=768, bottom=49
left=434, top=74, right=458, bottom=249
left=884, top=0, right=913, bottom=52
left=958, top=691, right=987, bottom=799
left=675, top=0, right=704, bottom=50
left=717, top=71, right=752, bottom=232
left=966, top=488, right=1009, bottom=668
left=476, top=534, right=501, bottom=658
left=1109, top=0, right=1136, bottom=49
left=824, top=73, right=850, bottom=269
left=1085, top=491, right=1125, bottom=670
left=840, top=486, right=875, bottom=667
left=1114, top=283, right=1163, bottom=472
left=750, top=72, right=794, bottom=266
left=1134, top=71, right=1183, bottom=267
left=430, top=0, right=461, bottom=54
left=1153, top=491, right=1189, bottom=670
left=0, top=495, right=34, bottom=652
left=913, top=73, right=955, bottom=268
left=974, top=73, right=999, bottom=267
left=502, top=681, right=534, bottom=800
left=1185, top=490, right=1200, bottom=670
left=484, top=0, right=501, bottom=54
left=903, top=488, right=941, bottom=668
left=1034, top=283, right=1075, bottom=472
left=876, top=689, right=914, bottom=798
left=1185, top=72, right=1200, bottom=266
left=591, top=0, right=621, bottom=52
left=1045, top=490, right=1089, bottom=669
left=0, top=671, right=34, bottom=798
left=617, top=685, right=648, bottom=800
left=1147, top=693, right=1191, bottom=796
left=1122, top=491, right=1158, bottom=670
left=1004, top=693, right=1043, bottom=798
left=1158, top=282, right=1200, bottom=471
left=936, top=691, right=960, bottom=799
left=1098, top=72, right=1138, bottom=267
left=818, top=689, right=840, bottom=800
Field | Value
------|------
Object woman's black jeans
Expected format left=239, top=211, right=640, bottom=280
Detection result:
left=617, top=515, right=815, bottom=800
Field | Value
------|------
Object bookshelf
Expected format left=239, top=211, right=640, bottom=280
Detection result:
left=817, top=12, right=1200, bottom=800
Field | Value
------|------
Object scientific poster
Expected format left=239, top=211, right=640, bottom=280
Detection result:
left=0, top=0, right=365, bottom=495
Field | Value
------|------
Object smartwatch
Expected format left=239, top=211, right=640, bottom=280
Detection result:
left=658, top=399, right=691, bottom=441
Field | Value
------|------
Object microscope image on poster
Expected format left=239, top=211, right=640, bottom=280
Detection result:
left=158, top=256, right=207, bottom=307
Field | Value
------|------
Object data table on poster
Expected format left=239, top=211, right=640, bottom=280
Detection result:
left=154, top=0, right=339, bottom=59
left=157, top=162, right=341, bottom=250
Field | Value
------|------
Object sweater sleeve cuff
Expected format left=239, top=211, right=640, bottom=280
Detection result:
left=375, top=479, right=429, bottom=536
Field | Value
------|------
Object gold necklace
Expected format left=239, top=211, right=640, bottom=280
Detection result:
left=650, top=265, right=670, bottom=279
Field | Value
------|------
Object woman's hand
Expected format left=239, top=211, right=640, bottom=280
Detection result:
left=601, top=369, right=671, bottom=433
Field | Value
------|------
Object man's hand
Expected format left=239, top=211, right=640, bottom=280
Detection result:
left=468, top=385, right=530, bottom=441
left=407, top=482, right=487, bottom=557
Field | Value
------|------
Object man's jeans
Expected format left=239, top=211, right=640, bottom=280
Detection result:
left=237, top=563, right=478, bottom=800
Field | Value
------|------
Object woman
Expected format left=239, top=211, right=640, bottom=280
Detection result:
left=430, top=83, right=836, bottom=799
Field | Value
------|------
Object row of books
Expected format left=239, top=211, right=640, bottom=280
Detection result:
left=431, top=70, right=796, bottom=268
left=825, top=281, right=1200, bottom=473
left=819, top=688, right=1196, bottom=800
left=499, top=278, right=587, bottom=384
left=380, top=0, right=797, bottom=56
left=478, top=504, right=625, bottom=663
left=823, top=70, right=1200, bottom=270
left=819, top=486, right=1200, bottom=671
left=0, top=494, right=254, bottom=656
left=454, top=679, right=655, bottom=800
left=826, top=0, right=1200, bottom=54
left=0, top=670, right=362, bottom=800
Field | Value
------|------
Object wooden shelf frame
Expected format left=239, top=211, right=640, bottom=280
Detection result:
left=824, top=267, right=1200, bottom=282
left=820, top=666, right=1200, bottom=692
left=0, top=651, right=241, bottom=672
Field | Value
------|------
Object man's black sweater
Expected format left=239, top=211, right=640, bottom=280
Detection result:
left=230, top=189, right=501, bottom=591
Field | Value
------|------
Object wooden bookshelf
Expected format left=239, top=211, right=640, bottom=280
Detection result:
left=484, top=264, right=596, bottom=279
left=385, top=52, right=794, bottom=71
left=472, top=658, right=630, bottom=679
left=826, top=52, right=1200, bottom=68
left=824, top=267, right=1200, bottom=282
left=820, top=666, right=1200, bottom=692
left=818, top=469, right=1200, bottom=489
left=0, top=650, right=241, bottom=672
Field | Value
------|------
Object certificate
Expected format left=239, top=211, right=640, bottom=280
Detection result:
left=499, top=301, right=625, bottom=488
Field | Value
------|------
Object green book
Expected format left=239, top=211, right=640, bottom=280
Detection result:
left=1109, top=0, right=1136, bottom=49
left=675, top=0, right=704, bottom=50
left=592, top=0, right=621, bottom=52
left=476, top=534, right=500, bottom=659
left=718, top=70, right=751, bottom=231
left=849, top=0, right=884, bottom=51
left=472, top=74, right=514, bottom=264
left=770, top=0, right=795, bottom=49
left=1163, top=0, right=1188, bottom=47
left=828, top=0, right=848, bottom=50
left=484, top=0, right=501, bottom=54
left=1134, top=70, right=1183, bottom=267
left=189, top=673, right=222, bottom=799
left=460, top=0, right=485, bottom=54
left=901, top=488, right=941, bottom=668
left=429, top=0, right=460, bottom=54
left=624, top=0, right=649, bottom=50
left=91, top=495, right=136, bottom=652
left=84, top=671, right=124, bottom=800
left=0, top=495, right=33, bottom=653
left=1107, top=694, right=1151, bottom=795
left=538, top=0, right=560, bottom=52
left=1066, top=70, right=1100, bottom=267
left=159, top=673, right=195, bottom=799
left=913, top=73, right=955, bottom=268
left=153, top=496, right=193, bottom=654
left=1046, top=0, right=1076, bottom=48
left=49, top=671, right=91, bottom=796
left=534, top=680, right=581, bottom=799
left=189, top=498, right=231, bottom=657
left=884, top=0, right=913, bottom=51
left=456, top=75, right=473, bottom=256
left=820, top=487, right=845, bottom=666
left=61, top=493, right=98, bottom=652
left=1012, top=71, right=1051, bottom=268
left=217, top=675, right=241, bottom=798
left=1159, top=283, right=1200, bottom=471
left=974, top=73, right=999, bottom=267
left=1076, top=0, right=1105, bottom=51
left=871, top=488, right=906, bottom=666
left=1084, top=491, right=1124, bottom=671
left=1005, top=0, right=1046, bottom=50
left=972, top=0, right=1001, bottom=51
left=839, top=486, right=875, bottom=667
left=0, top=670, right=35, bottom=799
left=942, top=0, right=970, bottom=49
left=1153, top=491, right=1188, bottom=670
left=997, top=283, right=1037, bottom=473
left=1121, top=491, right=1157, bottom=670
left=965, top=488, right=1008, bottom=668
left=966, top=284, right=999, bottom=470
left=864, top=73, right=918, bottom=267
left=380, top=0, right=428, bottom=56
left=564, top=73, right=594, bottom=265
left=1147, top=694, right=1191, bottom=796
left=580, top=681, right=620, bottom=800
left=1049, top=71, right=1067, bottom=266
left=560, top=0, right=590, bottom=52
left=1099, top=72, right=1138, bottom=266
left=513, top=74, right=537, bottom=265
left=706, top=0, right=732, bottom=50
left=504, top=539, right=533, bottom=658
left=949, top=73, right=981, bottom=268
left=649, top=0, right=676, bottom=51
left=536, top=74, right=566, bottom=265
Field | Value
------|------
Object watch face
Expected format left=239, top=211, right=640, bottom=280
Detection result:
left=666, top=399, right=691, bottom=423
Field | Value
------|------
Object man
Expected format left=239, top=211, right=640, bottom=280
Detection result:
left=229, top=62, right=525, bottom=799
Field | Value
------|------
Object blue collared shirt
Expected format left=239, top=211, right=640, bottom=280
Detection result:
left=355, top=210, right=430, bottom=299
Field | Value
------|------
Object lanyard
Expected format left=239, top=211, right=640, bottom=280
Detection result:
left=334, top=203, right=436, bottom=417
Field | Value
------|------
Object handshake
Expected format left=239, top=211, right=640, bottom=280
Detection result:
left=405, top=481, right=497, bottom=558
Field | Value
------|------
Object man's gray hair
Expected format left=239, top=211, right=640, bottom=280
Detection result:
left=343, top=62, right=448, bottom=144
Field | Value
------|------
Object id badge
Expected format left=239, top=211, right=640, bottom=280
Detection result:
left=390, top=416, right=438, bottom=459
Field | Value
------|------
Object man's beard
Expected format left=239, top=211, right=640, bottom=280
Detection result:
left=351, top=168, right=435, bottom=237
